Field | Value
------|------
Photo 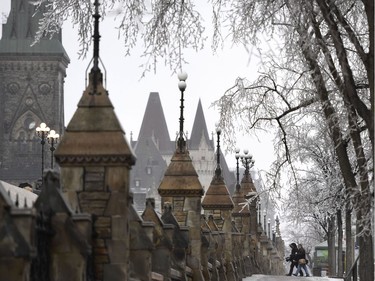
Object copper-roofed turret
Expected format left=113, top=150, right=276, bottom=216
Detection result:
left=0, top=0, right=69, bottom=60
left=55, top=0, right=135, bottom=166
left=201, top=127, right=234, bottom=210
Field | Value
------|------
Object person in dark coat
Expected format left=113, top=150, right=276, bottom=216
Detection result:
left=286, top=243, right=303, bottom=276
left=293, top=244, right=310, bottom=277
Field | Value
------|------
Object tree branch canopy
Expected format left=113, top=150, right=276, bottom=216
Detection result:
left=33, top=1, right=373, bottom=278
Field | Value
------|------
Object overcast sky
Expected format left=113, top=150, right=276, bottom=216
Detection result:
left=1, top=1, right=275, bottom=172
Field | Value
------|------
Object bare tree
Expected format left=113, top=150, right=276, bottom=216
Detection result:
left=212, top=1, right=372, bottom=279
left=32, top=0, right=206, bottom=76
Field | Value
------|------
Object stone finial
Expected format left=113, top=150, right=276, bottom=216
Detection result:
left=163, top=202, right=172, bottom=214
left=146, top=198, right=155, bottom=209
left=275, top=215, right=281, bottom=236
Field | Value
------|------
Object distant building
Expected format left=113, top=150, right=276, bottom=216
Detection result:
left=130, top=92, right=236, bottom=212
left=0, top=0, right=69, bottom=185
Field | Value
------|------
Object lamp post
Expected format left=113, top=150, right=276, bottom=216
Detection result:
left=36, top=122, right=50, bottom=185
left=235, top=148, right=240, bottom=190
left=47, top=130, right=59, bottom=169
left=214, top=126, right=222, bottom=177
left=240, top=149, right=255, bottom=175
left=177, top=71, right=187, bottom=152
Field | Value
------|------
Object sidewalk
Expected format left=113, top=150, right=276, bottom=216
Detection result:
left=243, top=274, right=344, bottom=281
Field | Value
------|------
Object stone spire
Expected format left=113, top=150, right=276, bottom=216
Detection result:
left=137, top=92, right=173, bottom=154
left=232, top=149, right=250, bottom=228
left=54, top=1, right=135, bottom=280
left=189, top=99, right=213, bottom=150
left=55, top=0, right=134, bottom=166
left=158, top=72, right=204, bottom=205
left=201, top=127, right=234, bottom=214
left=239, top=152, right=258, bottom=234
left=157, top=72, right=204, bottom=281
left=201, top=127, right=236, bottom=281
left=239, top=151, right=257, bottom=197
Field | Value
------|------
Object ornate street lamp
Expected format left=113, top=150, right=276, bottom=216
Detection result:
left=214, top=126, right=222, bottom=177
left=47, top=130, right=59, bottom=169
left=240, top=149, right=255, bottom=173
left=36, top=122, right=50, bottom=184
left=235, top=148, right=240, bottom=190
left=177, top=71, right=188, bottom=152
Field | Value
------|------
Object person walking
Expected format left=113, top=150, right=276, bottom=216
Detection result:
left=286, top=243, right=303, bottom=276
left=293, top=244, right=310, bottom=277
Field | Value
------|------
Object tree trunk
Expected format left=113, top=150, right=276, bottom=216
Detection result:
left=316, top=0, right=374, bottom=149
left=298, top=25, right=372, bottom=280
left=357, top=209, right=374, bottom=281
left=337, top=209, right=343, bottom=277
left=345, top=206, right=353, bottom=276
left=327, top=215, right=336, bottom=277
left=363, top=0, right=374, bottom=154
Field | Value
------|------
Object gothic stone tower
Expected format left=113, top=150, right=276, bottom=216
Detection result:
left=0, top=0, right=69, bottom=185
left=55, top=2, right=135, bottom=280
left=158, top=73, right=205, bottom=281
left=201, top=128, right=236, bottom=281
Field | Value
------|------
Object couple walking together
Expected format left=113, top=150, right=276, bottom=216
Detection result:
left=286, top=243, right=310, bottom=277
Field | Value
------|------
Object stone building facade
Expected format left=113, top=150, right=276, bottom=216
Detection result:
left=0, top=0, right=69, bottom=185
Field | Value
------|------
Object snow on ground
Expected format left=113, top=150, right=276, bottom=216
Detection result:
left=243, top=275, right=343, bottom=281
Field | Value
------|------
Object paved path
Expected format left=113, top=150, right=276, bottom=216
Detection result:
left=243, top=274, right=344, bottom=281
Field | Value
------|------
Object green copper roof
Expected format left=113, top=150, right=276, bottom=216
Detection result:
left=0, top=0, right=69, bottom=60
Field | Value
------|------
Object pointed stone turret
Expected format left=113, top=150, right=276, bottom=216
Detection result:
left=231, top=150, right=250, bottom=229
left=201, top=127, right=236, bottom=281
left=231, top=149, right=252, bottom=276
left=238, top=151, right=261, bottom=274
left=240, top=153, right=257, bottom=198
left=158, top=72, right=204, bottom=281
left=158, top=72, right=204, bottom=210
left=239, top=151, right=258, bottom=235
left=55, top=2, right=135, bottom=280
left=201, top=128, right=234, bottom=223
left=0, top=0, right=69, bottom=184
